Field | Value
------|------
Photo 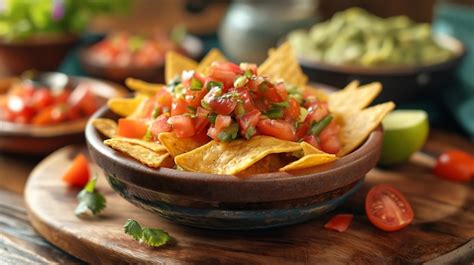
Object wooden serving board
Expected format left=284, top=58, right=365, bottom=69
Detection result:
left=25, top=140, right=474, bottom=264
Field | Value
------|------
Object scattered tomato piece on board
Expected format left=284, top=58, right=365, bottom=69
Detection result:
left=62, top=154, right=90, bottom=188
left=433, top=150, right=474, bottom=182
left=324, top=214, right=354, bottom=232
left=365, top=184, right=414, bottom=232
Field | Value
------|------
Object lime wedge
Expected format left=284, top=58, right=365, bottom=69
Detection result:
left=379, top=110, right=429, bottom=165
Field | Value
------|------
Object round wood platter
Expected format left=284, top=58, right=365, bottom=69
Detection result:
left=25, top=145, right=474, bottom=264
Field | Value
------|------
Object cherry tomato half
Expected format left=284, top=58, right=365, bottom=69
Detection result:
left=62, top=154, right=90, bottom=188
left=433, top=150, right=474, bottom=182
left=365, top=184, right=414, bottom=232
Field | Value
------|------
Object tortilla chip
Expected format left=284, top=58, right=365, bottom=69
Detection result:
left=125, top=78, right=165, bottom=95
left=158, top=132, right=207, bottom=157
left=337, top=102, right=395, bottom=157
left=196, top=49, right=228, bottom=74
left=258, top=42, right=308, bottom=89
left=112, top=137, right=167, bottom=153
left=174, top=136, right=302, bottom=175
left=343, top=80, right=360, bottom=91
left=165, top=51, right=198, bottom=84
left=92, top=118, right=117, bottom=138
left=279, top=153, right=337, bottom=172
left=237, top=154, right=288, bottom=176
left=104, top=139, right=169, bottom=168
left=107, top=95, right=148, bottom=117
left=328, top=82, right=382, bottom=114
left=300, top=142, right=324, bottom=155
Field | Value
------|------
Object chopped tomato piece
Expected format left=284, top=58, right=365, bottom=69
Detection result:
left=305, top=102, right=329, bottom=124
left=324, top=214, right=354, bottom=232
left=237, top=109, right=260, bottom=138
left=118, top=118, right=148, bottom=139
left=207, top=95, right=237, bottom=116
left=256, top=119, right=295, bottom=141
left=284, top=98, right=300, bottom=121
left=320, top=136, right=342, bottom=154
left=193, top=107, right=210, bottom=134
left=208, top=62, right=242, bottom=88
left=31, top=89, right=54, bottom=109
left=62, top=154, right=90, bottom=188
left=171, top=97, right=188, bottom=116
left=433, top=150, right=474, bottom=182
left=150, top=114, right=172, bottom=139
left=365, top=184, right=414, bottom=232
left=303, top=135, right=320, bottom=150
left=168, top=115, right=195, bottom=138
left=215, top=115, right=232, bottom=132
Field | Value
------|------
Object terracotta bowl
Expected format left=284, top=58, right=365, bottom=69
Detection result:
left=0, top=34, right=78, bottom=75
left=0, top=75, right=127, bottom=155
left=296, top=34, right=465, bottom=103
left=87, top=106, right=383, bottom=230
left=79, top=35, right=204, bottom=84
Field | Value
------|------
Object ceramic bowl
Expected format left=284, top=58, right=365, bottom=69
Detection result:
left=0, top=74, right=127, bottom=155
left=79, top=35, right=203, bottom=84
left=296, top=34, right=465, bottom=103
left=87, top=106, right=383, bottom=230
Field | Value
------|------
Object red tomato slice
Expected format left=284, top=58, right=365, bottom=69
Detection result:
left=171, top=97, right=188, bottom=116
left=150, top=114, right=172, bottom=139
left=117, top=118, right=148, bottom=139
left=62, top=154, right=90, bottom=188
left=193, top=107, right=210, bottom=134
left=256, top=119, right=296, bottom=141
left=365, top=184, right=414, bottom=232
left=168, top=115, right=195, bottom=138
left=433, top=150, right=474, bottom=182
left=284, top=98, right=300, bottom=121
left=215, top=115, right=232, bottom=132
left=324, top=214, right=354, bottom=232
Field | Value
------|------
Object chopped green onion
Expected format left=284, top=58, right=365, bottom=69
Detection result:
left=298, top=107, right=308, bottom=122
left=187, top=105, right=196, bottom=113
left=235, top=103, right=245, bottom=117
left=208, top=113, right=217, bottom=124
left=151, top=107, right=160, bottom=119
left=289, top=93, right=303, bottom=105
left=309, top=115, right=333, bottom=136
left=265, top=108, right=284, bottom=119
left=143, top=128, right=153, bottom=141
left=244, top=69, right=253, bottom=78
left=233, top=76, right=248, bottom=88
left=217, top=123, right=239, bottom=142
left=272, top=101, right=289, bottom=108
left=207, top=81, right=223, bottom=89
left=201, top=99, right=211, bottom=110
left=244, top=126, right=256, bottom=139
left=190, top=78, right=203, bottom=91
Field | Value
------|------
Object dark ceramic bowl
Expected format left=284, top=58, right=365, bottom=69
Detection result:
left=79, top=35, right=203, bottom=84
left=0, top=34, right=78, bottom=75
left=0, top=74, right=127, bottom=155
left=86, top=106, right=383, bottom=230
left=297, top=34, right=466, bottom=103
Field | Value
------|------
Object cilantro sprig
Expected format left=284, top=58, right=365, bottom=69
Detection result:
left=74, top=176, right=106, bottom=217
left=124, top=219, right=170, bottom=247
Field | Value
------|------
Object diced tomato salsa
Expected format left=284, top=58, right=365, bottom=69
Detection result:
left=135, top=62, right=342, bottom=154
left=0, top=82, right=99, bottom=126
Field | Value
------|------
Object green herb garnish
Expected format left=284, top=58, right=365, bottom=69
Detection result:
left=217, top=122, right=239, bottom=142
left=309, top=115, right=333, bottom=136
left=272, top=101, right=289, bottom=108
left=265, top=108, right=284, bottom=119
left=244, top=126, right=256, bottom=139
left=208, top=113, right=217, bottom=124
left=190, top=78, right=203, bottom=91
left=75, top=176, right=106, bottom=217
left=124, top=219, right=170, bottom=247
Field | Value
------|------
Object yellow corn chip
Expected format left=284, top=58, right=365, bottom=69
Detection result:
left=258, top=42, right=308, bottom=89
left=174, top=136, right=302, bottom=175
left=301, top=142, right=324, bottom=155
left=328, top=82, right=382, bottom=114
left=343, top=80, right=360, bottom=91
left=165, top=51, right=198, bottom=84
left=196, top=49, right=228, bottom=74
left=112, top=137, right=167, bottom=153
left=92, top=118, right=117, bottom=138
left=104, top=139, right=169, bottom=168
left=237, top=154, right=287, bottom=176
left=158, top=132, right=206, bottom=157
left=125, top=78, right=165, bottom=95
left=279, top=153, right=337, bottom=172
left=107, top=94, right=148, bottom=117
left=337, top=101, right=395, bottom=157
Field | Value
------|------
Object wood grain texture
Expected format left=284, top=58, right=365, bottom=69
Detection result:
left=24, top=133, right=474, bottom=264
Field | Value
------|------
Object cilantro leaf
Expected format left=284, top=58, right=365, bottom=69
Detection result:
left=124, top=219, right=143, bottom=241
left=74, top=176, right=106, bottom=217
left=123, top=219, right=170, bottom=248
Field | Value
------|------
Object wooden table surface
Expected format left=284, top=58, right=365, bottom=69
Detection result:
left=0, top=128, right=473, bottom=264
